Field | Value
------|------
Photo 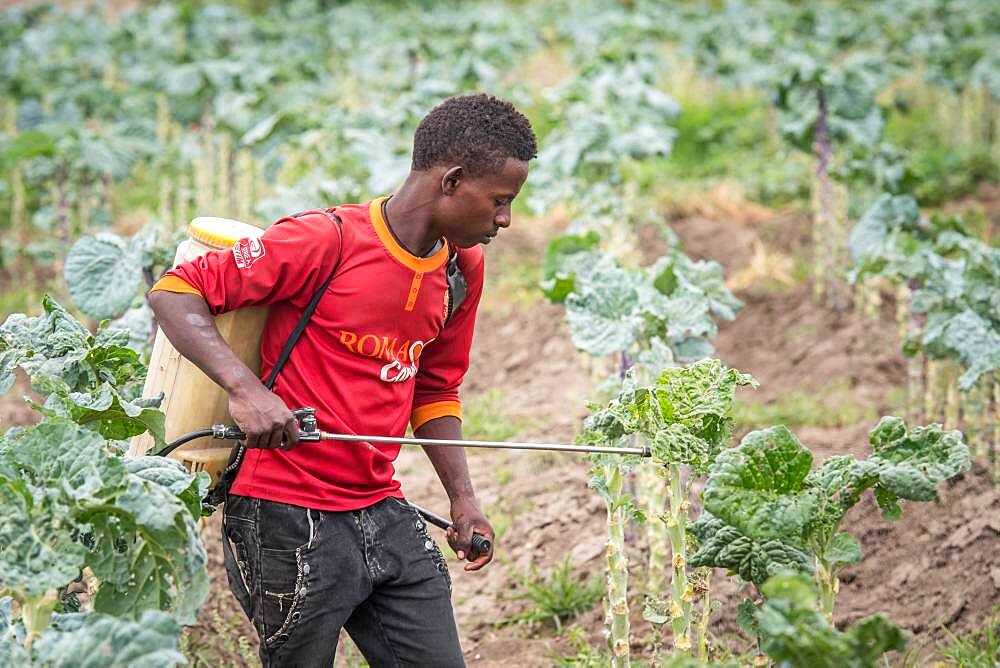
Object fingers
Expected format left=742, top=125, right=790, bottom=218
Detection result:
left=243, top=421, right=290, bottom=450
left=464, top=534, right=495, bottom=572
left=455, top=521, right=475, bottom=561
left=464, top=547, right=494, bottom=571
left=242, top=424, right=259, bottom=450
left=445, top=526, right=466, bottom=560
left=265, top=425, right=284, bottom=449
left=253, top=411, right=295, bottom=450
left=447, top=523, right=495, bottom=570
left=230, top=387, right=298, bottom=450
left=280, top=417, right=300, bottom=451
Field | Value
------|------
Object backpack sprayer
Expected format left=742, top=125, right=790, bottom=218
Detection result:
left=158, top=407, right=650, bottom=557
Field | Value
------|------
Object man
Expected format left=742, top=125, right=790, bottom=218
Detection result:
left=148, top=93, right=537, bottom=667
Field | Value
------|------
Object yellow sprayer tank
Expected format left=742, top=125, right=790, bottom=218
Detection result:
left=129, top=217, right=269, bottom=483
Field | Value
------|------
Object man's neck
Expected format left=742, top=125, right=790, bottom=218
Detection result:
left=382, top=176, right=442, bottom=258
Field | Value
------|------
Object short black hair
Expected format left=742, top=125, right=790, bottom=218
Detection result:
left=412, top=93, right=538, bottom=177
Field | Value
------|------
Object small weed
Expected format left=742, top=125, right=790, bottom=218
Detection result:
left=494, top=465, right=515, bottom=485
left=936, top=605, right=1000, bottom=667
left=498, top=557, right=603, bottom=634
left=461, top=389, right=534, bottom=442
left=487, top=506, right=512, bottom=543
left=484, top=496, right=534, bottom=545
left=550, top=627, right=614, bottom=667
left=536, top=451, right=561, bottom=470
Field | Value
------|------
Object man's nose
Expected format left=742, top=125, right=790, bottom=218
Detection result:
left=495, top=210, right=511, bottom=228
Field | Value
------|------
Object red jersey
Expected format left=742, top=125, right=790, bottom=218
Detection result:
left=152, top=198, right=484, bottom=511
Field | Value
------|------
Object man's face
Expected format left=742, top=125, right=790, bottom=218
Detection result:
left=437, top=158, right=529, bottom=248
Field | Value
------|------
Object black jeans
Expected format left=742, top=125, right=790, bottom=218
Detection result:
left=222, top=494, right=464, bottom=667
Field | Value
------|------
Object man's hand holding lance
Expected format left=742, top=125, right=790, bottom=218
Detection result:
left=148, top=291, right=300, bottom=451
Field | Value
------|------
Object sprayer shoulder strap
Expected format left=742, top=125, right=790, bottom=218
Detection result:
left=263, top=209, right=343, bottom=390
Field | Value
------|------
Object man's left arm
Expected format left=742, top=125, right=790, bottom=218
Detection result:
left=409, top=247, right=492, bottom=570
left=416, top=416, right=494, bottom=571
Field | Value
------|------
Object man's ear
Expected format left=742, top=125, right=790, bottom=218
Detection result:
left=441, top=166, right=464, bottom=195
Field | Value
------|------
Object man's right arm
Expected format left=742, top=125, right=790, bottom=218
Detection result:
left=148, top=291, right=299, bottom=450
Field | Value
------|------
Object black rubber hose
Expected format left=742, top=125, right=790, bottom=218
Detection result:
left=155, top=429, right=215, bottom=458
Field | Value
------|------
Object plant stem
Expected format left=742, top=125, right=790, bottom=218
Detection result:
left=898, top=284, right=922, bottom=424
left=925, top=358, right=941, bottom=424
left=865, top=279, right=881, bottom=319
left=648, top=615, right=664, bottom=668
left=55, top=172, right=70, bottom=242
left=945, top=363, right=960, bottom=431
left=100, top=174, right=112, bottom=221
left=603, top=464, right=631, bottom=667
left=217, top=132, right=232, bottom=217
left=235, top=149, right=255, bottom=221
left=814, top=558, right=837, bottom=622
left=175, top=172, right=190, bottom=230
left=696, top=569, right=712, bottom=662
left=665, top=464, right=692, bottom=653
left=196, top=107, right=215, bottom=215
left=855, top=279, right=880, bottom=320
left=158, top=170, right=172, bottom=225
left=641, top=464, right=668, bottom=598
left=766, top=105, right=780, bottom=150
left=155, top=94, right=170, bottom=144
left=20, top=589, right=58, bottom=648
left=961, top=381, right=984, bottom=458
left=4, top=100, right=24, bottom=236
left=11, top=166, right=26, bottom=242
left=813, top=88, right=846, bottom=310
left=76, top=178, right=91, bottom=237
left=195, top=146, right=212, bottom=216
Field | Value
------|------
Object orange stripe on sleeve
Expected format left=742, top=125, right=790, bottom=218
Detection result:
left=410, top=400, right=462, bottom=431
left=149, top=275, right=203, bottom=297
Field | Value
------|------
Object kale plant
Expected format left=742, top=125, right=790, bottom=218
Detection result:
left=0, top=298, right=209, bottom=665
left=690, top=417, right=970, bottom=618
left=581, top=359, right=756, bottom=657
left=0, top=296, right=165, bottom=449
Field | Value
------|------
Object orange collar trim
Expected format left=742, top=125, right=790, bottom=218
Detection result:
left=369, top=197, right=448, bottom=273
